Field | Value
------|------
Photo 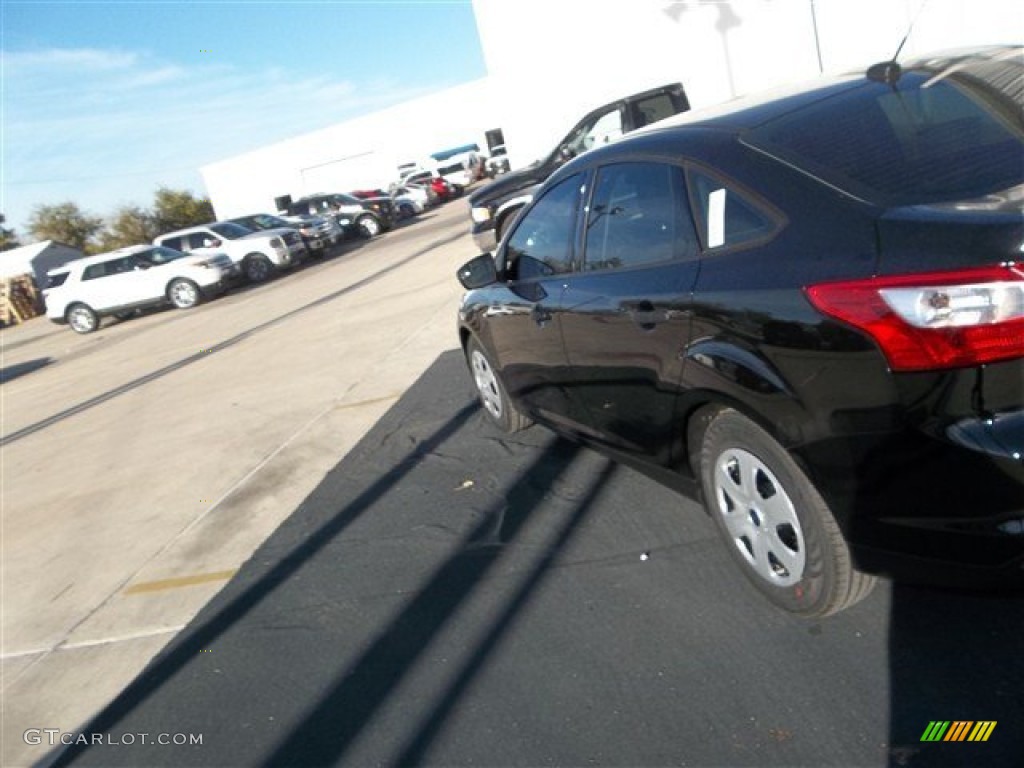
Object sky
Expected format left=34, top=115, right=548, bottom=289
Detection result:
left=0, top=0, right=488, bottom=238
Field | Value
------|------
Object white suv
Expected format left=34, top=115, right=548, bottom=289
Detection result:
left=154, top=221, right=305, bottom=283
left=43, top=245, right=237, bottom=334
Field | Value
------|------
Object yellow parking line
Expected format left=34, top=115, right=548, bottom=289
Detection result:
left=124, top=569, right=238, bottom=595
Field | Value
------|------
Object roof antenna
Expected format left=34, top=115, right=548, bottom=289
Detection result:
left=867, top=0, right=932, bottom=86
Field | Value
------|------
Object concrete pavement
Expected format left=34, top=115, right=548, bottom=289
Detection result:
left=1, top=202, right=478, bottom=766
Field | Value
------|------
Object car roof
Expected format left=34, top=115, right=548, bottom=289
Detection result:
left=47, top=244, right=157, bottom=274
left=635, top=45, right=1021, bottom=137
left=156, top=223, right=217, bottom=239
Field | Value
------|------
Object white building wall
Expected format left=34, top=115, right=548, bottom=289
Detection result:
left=471, top=0, right=1023, bottom=170
left=201, top=78, right=500, bottom=219
left=203, top=0, right=1022, bottom=217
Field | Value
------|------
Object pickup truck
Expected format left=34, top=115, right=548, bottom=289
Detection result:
left=468, top=83, right=690, bottom=252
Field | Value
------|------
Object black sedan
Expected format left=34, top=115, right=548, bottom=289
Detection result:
left=456, top=46, right=1024, bottom=617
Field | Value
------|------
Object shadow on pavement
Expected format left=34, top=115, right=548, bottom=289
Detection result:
left=43, top=350, right=1024, bottom=767
left=0, top=356, right=53, bottom=384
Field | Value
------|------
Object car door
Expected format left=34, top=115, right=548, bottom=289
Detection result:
left=558, top=160, right=701, bottom=463
left=81, top=255, right=146, bottom=311
left=484, top=172, right=590, bottom=426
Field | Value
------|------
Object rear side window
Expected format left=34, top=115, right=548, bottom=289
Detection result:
left=688, top=169, right=778, bottom=250
left=744, top=71, right=1024, bottom=205
left=45, top=272, right=70, bottom=289
left=506, top=173, right=583, bottom=279
left=583, top=162, right=697, bottom=271
left=160, top=236, right=184, bottom=252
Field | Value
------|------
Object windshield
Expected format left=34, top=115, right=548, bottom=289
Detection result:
left=744, top=71, right=1024, bottom=205
left=210, top=222, right=256, bottom=239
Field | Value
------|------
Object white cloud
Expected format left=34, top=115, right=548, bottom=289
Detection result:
left=0, top=47, right=445, bottom=233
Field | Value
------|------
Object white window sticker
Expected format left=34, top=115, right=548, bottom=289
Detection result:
left=708, top=188, right=726, bottom=248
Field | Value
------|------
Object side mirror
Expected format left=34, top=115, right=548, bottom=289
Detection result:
left=559, top=145, right=575, bottom=162
left=457, top=253, right=498, bottom=290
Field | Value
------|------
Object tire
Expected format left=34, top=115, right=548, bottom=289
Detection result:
left=244, top=254, right=274, bottom=283
left=67, top=303, right=99, bottom=334
left=399, top=203, right=415, bottom=220
left=168, top=278, right=201, bottom=309
left=465, top=337, right=531, bottom=433
left=358, top=215, right=381, bottom=238
left=699, top=408, right=875, bottom=617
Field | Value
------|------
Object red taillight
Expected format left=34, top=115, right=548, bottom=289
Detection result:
left=805, top=264, right=1024, bottom=372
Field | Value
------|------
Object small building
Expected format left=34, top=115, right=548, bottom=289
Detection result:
left=0, top=241, right=84, bottom=287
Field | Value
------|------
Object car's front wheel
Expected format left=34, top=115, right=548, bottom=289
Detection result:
left=244, top=254, right=274, bottom=283
left=358, top=215, right=381, bottom=238
left=168, top=278, right=201, bottom=309
left=465, top=338, right=530, bottom=433
left=66, top=303, right=99, bottom=334
left=699, top=408, right=875, bottom=617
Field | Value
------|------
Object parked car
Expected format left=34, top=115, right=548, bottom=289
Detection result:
left=456, top=47, right=1024, bottom=617
left=155, top=221, right=304, bottom=283
left=43, top=245, right=236, bottom=333
left=391, top=184, right=433, bottom=211
left=352, top=188, right=422, bottom=220
left=284, top=193, right=394, bottom=238
left=228, top=213, right=327, bottom=256
left=485, top=145, right=510, bottom=177
left=468, top=82, right=690, bottom=252
left=279, top=212, right=352, bottom=249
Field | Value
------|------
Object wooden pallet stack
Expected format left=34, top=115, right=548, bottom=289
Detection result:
left=0, top=274, right=42, bottom=326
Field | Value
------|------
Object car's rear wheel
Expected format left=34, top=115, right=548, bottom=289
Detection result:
left=244, top=254, right=273, bottom=282
left=67, top=303, right=99, bottom=334
left=466, top=338, right=530, bottom=433
left=699, top=408, right=875, bottom=617
left=358, top=215, right=381, bottom=238
left=168, top=278, right=201, bottom=309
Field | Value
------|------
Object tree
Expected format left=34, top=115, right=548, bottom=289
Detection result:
left=96, top=206, right=160, bottom=252
left=27, top=202, right=104, bottom=253
left=151, top=187, right=215, bottom=235
left=0, top=214, right=20, bottom=252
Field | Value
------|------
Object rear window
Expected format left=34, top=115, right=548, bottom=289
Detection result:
left=744, top=73, right=1024, bottom=205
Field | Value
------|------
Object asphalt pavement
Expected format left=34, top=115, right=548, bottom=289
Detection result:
left=44, top=351, right=1024, bottom=768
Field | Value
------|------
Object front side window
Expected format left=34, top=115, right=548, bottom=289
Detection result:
left=506, top=173, right=583, bottom=279
left=186, top=233, right=214, bottom=250
left=584, top=162, right=697, bottom=271
left=689, top=168, right=778, bottom=251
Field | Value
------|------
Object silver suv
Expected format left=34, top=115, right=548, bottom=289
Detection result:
left=43, top=245, right=236, bottom=334
left=154, top=221, right=306, bottom=282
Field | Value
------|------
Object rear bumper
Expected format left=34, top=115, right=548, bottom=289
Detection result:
left=799, top=413, right=1024, bottom=584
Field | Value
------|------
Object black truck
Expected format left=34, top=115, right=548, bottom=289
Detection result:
left=468, top=83, right=690, bottom=252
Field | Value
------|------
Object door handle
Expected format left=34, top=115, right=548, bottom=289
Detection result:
left=628, top=301, right=667, bottom=331
left=531, top=305, right=552, bottom=327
